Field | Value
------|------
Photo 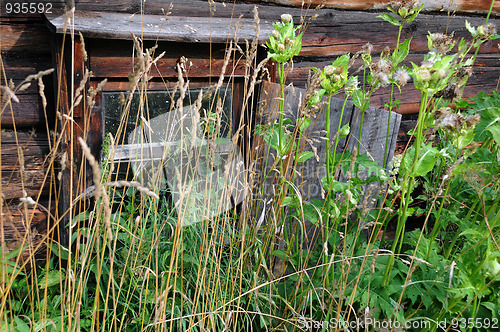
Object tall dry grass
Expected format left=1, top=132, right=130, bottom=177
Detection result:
left=1, top=1, right=500, bottom=331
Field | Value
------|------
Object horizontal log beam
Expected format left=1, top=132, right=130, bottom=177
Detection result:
left=45, top=9, right=273, bottom=44
left=1, top=130, right=51, bottom=199
left=243, top=0, right=500, bottom=15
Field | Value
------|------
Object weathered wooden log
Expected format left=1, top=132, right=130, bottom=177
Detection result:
left=45, top=9, right=273, bottom=44
left=0, top=205, right=51, bottom=264
left=1, top=130, right=51, bottom=200
left=244, top=0, right=500, bottom=15
left=87, top=40, right=248, bottom=78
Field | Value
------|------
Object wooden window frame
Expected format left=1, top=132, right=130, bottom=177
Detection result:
left=46, top=10, right=273, bottom=239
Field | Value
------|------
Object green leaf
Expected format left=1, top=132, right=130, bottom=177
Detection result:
left=352, top=89, right=366, bottom=110
left=39, top=269, right=65, bottom=290
left=303, top=202, right=321, bottom=223
left=50, top=243, right=71, bottom=260
left=465, top=20, right=477, bottom=37
left=411, top=144, right=439, bottom=177
left=460, top=229, right=486, bottom=238
left=453, top=127, right=475, bottom=150
left=482, top=302, right=499, bottom=318
left=458, top=37, right=467, bottom=52
left=281, top=196, right=297, bottom=208
left=272, top=250, right=287, bottom=259
left=72, top=211, right=90, bottom=225
left=486, top=125, right=500, bottom=146
left=406, top=4, right=424, bottom=23
left=475, top=106, right=500, bottom=141
left=392, top=38, right=412, bottom=66
left=298, top=117, right=311, bottom=132
left=330, top=202, right=340, bottom=219
left=0, top=245, right=26, bottom=276
left=296, top=151, right=314, bottom=163
left=13, top=317, right=30, bottom=332
left=321, top=177, right=349, bottom=193
left=377, top=13, right=401, bottom=27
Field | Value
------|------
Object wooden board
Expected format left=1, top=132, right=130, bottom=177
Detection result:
left=0, top=42, right=55, bottom=127
left=244, top=0, right=500, bottom=15
left=0, top=23, right=52, bottom=54
left=4, top=1, right=496, bottom=19
left=287, top=55, right=500, bottom=114
left=87, top=39, right=249, bottom=78
left=44, top=9, right=273, bottom=44
left=0, top=94, right=54, bottom=127
left=299, top=15, right=498, bottom=56
left=0, top=204, right=52, bottom=263
left=1, top=130, right=51, bottom=200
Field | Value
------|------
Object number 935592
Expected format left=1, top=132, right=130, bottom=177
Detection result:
left=4, top=2, right=53, bottom=15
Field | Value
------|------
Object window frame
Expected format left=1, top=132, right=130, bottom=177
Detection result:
left=47, top=11, right=273, bottom=235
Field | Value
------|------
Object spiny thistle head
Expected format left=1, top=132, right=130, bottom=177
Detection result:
left=388, top=0, right=423, bottom=21
left=266, top=14, right=303, bottom=63
left=428, top=32, right=456, bottom=54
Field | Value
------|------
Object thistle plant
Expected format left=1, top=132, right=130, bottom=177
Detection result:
left=383, top=14, right=500, bottom=286
left=266, top=14, right=303, bottom=159
left=308, top=55, right=351, bottom=226
left=267, top=14, right=302, bottom=65
left=376, top=0, right=423, bottom=166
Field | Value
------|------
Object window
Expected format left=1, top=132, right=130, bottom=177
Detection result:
left=100, top=86, right=246, bottom=225
left=45, top=9, right=271, bottom=225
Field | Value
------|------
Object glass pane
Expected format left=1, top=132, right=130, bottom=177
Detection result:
left=101, top=87, right=246, bottom=225
left=102, top=88, right=232, bottom=143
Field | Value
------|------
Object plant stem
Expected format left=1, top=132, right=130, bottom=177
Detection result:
left=384, top=22, right=405, bottom=166
left=383, top=91, right=429, bottom=285
left=325, top=94, right=333, bottom=226
left=333, top=96, right=349, bottom=163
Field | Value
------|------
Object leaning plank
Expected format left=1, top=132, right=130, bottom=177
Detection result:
left=249, top=81, right=400, bottom=252
left=346, top=105, right=401, bottom=168
left=44, top=9, right=272, bottom=44
left=252, top=81, right=400, bottom=201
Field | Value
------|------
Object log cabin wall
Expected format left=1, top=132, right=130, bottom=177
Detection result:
left=1, top=0, right=499, bottom=257
left=0, top=1, right=63, bottom=261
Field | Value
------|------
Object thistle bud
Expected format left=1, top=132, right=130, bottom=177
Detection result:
left=285, top=37, right=295, bottom=48
left=419, top=69, right=431, bottom=82
left=376, top=72, right=390, bottom=87
left=281, top=14, right=292, bottom=24
left=324, top=65, right=335, bottom=76
left=437, top=69, right=448, bottom=80
left=362, top=42, right=374, bottom=56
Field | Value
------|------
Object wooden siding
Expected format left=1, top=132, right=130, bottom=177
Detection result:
left=245, top=0, right=500, bottom=15
left=86, top=39, right=249, bottom=79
